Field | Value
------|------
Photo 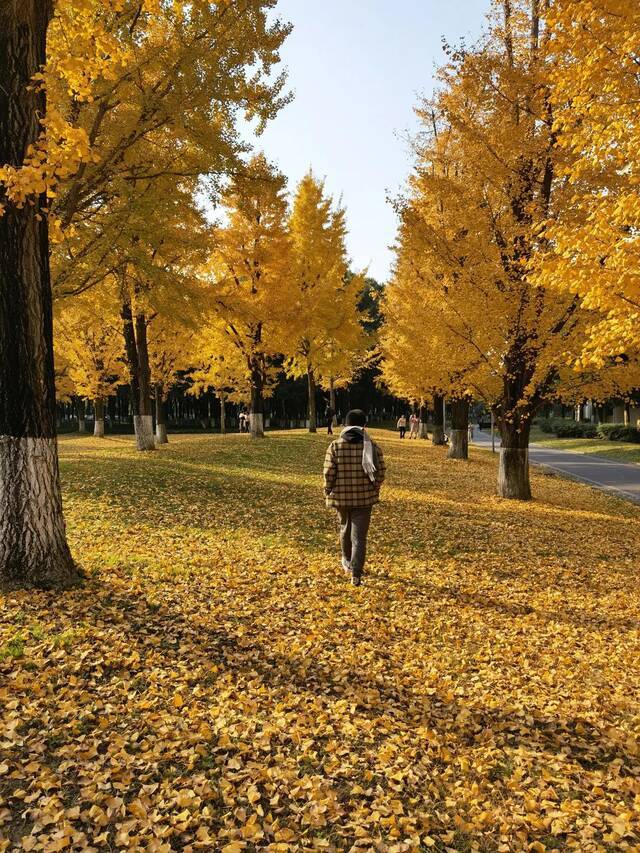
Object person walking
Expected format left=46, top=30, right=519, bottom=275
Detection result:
left=396, top=413, right=407, bottom=438
left=323, top=409, right=386, bottom=586
left=325, top=402, right=335, bottom=435
left=409, top=412, right=420, bottom=439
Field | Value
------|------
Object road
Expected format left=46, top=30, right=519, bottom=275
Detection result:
left=472, top=428, right=640, bottom=504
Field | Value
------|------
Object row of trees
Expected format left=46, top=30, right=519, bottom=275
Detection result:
left=1, top=0, right=371, bottom=588
left=55, top=158, right=369, bottom=447
left=381, top=0, right=640, bottom=500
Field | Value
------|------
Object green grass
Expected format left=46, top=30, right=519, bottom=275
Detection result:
left=530, top=426, right=640, bottom=464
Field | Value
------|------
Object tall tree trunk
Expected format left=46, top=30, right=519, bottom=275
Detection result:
left=219, top=391, right=226, bottom=435
left=329, top=377, right=337, bottom=423
left=120, top=296, right=155, bottom=451
left=0, top=0, right=78, bottom=588
left=77, top=397, right=87, bottom=433
left=497, top=418, right=532, bottom=500
left=94, top=398, right=105, bottom=437
left=155, top=383, right=168, bottom=444
left=249, top=359, right=265, bottom=438
left=419, top=403, right=429, bottom=439
left=447, top=398, right=469, bottom=460
left=307, top=366, right=317, bottom=433
left=134, top=312, right=154, bottom=448
left=432, top=394, right=445, bottom=445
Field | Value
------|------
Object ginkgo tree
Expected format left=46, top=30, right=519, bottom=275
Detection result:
left=54, top=282, right=126, bottom=437
left=188, top=320, right=254, bottom=435
left=381, top=240, right=481, bottom=459
left=50, top=0, right=292, bottom=298
left=205, top=154, right=292, bottom=439
left=539, top=0, right=640, bottom=364
left=382, top=0, right=639, bottom=499
left=0, top=1, right=82, bottom=588
left=0, top=0, right=291, bottom=586
left=285, top=173, right=365, bottom=432
left=147, top=314, right=198, bottom=445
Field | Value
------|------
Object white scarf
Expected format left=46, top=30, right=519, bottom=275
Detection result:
left=341, top=426, right=377, bottom=482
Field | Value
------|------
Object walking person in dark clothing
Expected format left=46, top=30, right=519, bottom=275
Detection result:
left=323, top=409, right=386, bottom=586
left=397, top=413, right=407, bottom=438
left=325, top=402, right=335, bottom=435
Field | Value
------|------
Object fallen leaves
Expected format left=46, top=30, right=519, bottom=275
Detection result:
left=1, top=430, right=639, bottom=851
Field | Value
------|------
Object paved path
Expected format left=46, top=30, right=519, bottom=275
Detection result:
left=471, top=429, right=640, bottom=504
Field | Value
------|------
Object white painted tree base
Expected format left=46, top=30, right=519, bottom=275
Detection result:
left=78, top=418, right=86, bottom=433
left=250, top=412, right=264, bottom=439
left=0, top=436, right=77, bottom=586
left=155, top=424, right=168, bottom=444
left=134, top=415, right=155, bottom=451
left=94, top=419, right=105, bottom=438
left=419, top=422, right=428, bottom=439
left=447, top=428, right=468, bottom=459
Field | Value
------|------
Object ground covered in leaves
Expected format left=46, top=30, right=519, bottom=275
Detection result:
left=1, top=430, right=640, bottom=852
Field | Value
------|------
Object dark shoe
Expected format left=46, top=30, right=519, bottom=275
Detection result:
left=351, top=574, right=362, bottom=587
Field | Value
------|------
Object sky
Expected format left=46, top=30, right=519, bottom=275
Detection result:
left=254, top=0, right=492, bottom=283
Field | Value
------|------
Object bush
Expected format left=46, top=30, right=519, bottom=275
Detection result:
left=535, top=417, right=601, bottom=438
left=554, top=421, right=598, bottom=438
left=597, top=423, right=640, bottom=443
left=536, top=417, right=556, bottom=434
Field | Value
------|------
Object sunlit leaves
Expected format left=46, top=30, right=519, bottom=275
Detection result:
left=1, top=431, right=639, bottom=850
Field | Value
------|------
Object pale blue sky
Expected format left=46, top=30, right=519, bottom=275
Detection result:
left=256, top=0, right=491, bottom=282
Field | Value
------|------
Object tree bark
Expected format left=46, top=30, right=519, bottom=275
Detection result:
left=0, top=0, right=79, bottom=588
left=497, top=418, right=532, bottom=500
left=94, top=398, right=105, bottom=437
left=307, top=366, right=317, bottom=433
left=249, top=359, right=265, bottom=438
left=154, top=383, right=168, bottom=444
left=121, top=297, right=155, bottom=451
left=432, top=394, right=445, bottom=445
left=219, top=391, right=226, bottom=435
left=77, top=397, right=87, bottom=433
left=419, top=403, right=429, bottom=439
left=447, top=398, right=469, bottom=460
left=329, top=377, right=337, bottom=423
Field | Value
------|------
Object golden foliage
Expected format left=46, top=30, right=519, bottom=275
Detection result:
left=380, top=0, right=640, bottom=468
left=539, top=0, right=640, bottom=362
left=1, top=432, right=639, bottom=850
left=286, top=173, right=368, bottom=388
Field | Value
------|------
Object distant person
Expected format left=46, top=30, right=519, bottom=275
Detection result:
left=323, top=409, right=386, bottom=586
left=239, top=411, right=248, bottom=433
left=409, top=412, right=420, bottom=439
left=396, top=414, right=407, bottom=438
left=325, top=402, right=335, bottom=435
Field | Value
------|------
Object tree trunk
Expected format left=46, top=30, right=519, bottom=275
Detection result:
left=0, top=1, right=78, bottom=588
left=329, top=377, right=337, bottom=423
left=121, top=297, right=155, bottom=451
left=447, top=398, right=469, bottom=460
left=419, top=403, right=429, bottom=439
left=249, top=360, right=265, bottom=438
left=307, top=366, right=317, bottom=433
left=94, top=398, right=105, bottom=437
left=77, top=398, right=87, bottom=433
left=219, top=391, right=226, bottom=435
left=134, top=312, right=154, bottom=448
left=497, top=419, right=532, bottom=500
left=155, top=383, right=168, bottom=444
left=432, top=394, right=445, bottom=445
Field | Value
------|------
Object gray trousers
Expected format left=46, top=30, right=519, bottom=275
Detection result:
left=338, top=507, right=372, bottom=578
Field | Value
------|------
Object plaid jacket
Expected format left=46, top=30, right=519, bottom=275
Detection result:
left=323, top=435, right=386, bottom=508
